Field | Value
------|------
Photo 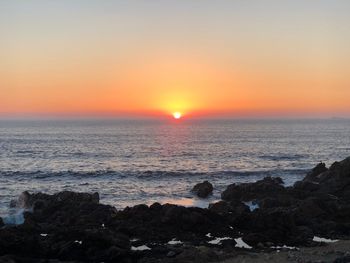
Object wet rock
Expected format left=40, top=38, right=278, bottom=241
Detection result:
left=297, top=157, right=350, bottom=200
left=55, top=191, right=99, bottom=204
left=21, top=191, right=116, bottom=228
left=0, top=218, right=3, bottom=228
left=208, top=200, right=250, bottom=217
left=240, top=207, right=311, bottom=246
left=334, top=254, right=350, bottom=263
left=258, top=196, right=295, bottom=209
left=191, top=181, right=213, bottom=198
left=167, top=251, right=177, bottom=257
left=0, top=227, right=41, bottom=257
left=2, top=156, right=350, bottom=262
left=303, top=162, right=328, bottom=182
left=111, top=203, right=231, bottom=244
left=221, top=177, right=285, bottom=202
left=293, top=180, right=321, bottom=192
left=150, top=202, right=162, bottom=211
left=295, top=197, right=328, bottom=220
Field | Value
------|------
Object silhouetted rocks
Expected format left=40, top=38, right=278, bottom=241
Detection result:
left=303, top=162, right=328, bottom=181
left=2, top=157, right=350, bottom=262
left=208, top=200, right=250, bottom=216
left=294, top=157, right=350, bottom=202
left=111, top=203, right=233, bottom=243
left=221, top=176, right=285, bottom=202
left=191, top=181, right=213, bottom=198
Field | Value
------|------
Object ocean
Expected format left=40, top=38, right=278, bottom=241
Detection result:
left=0, top=118, right=350, bottom=218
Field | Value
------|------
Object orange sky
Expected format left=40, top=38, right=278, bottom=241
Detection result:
left=1, top=1, right=350, bottom=118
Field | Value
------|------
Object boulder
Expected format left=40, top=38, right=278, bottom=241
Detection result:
left=303, top=162, right=328, bottom=182
left=240, top=207, right=310, bottom=245
left=296, top=157, right=350, bottom=199
left=221, top=177, right=285, bottom=202
left=209, top=200, right=249, bottom=215
left=257, top=196, right=295, bottom=209
left=191, top=181, right=213, bottom=198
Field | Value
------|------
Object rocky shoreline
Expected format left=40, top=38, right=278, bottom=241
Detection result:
left=1, top=157, right=350, bottom=262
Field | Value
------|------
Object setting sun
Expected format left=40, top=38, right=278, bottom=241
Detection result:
left=173, top=112, right=182, bottom=119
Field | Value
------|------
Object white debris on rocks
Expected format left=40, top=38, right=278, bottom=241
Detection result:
left=167, top=239, right=183, bottom=245
left=313, top=236, right=339, bottom=243
left=131, top=245, right=151, bottom=251
left=208, top=237, right=232, bottom=245
left=234, top=237, right=252, bottom=249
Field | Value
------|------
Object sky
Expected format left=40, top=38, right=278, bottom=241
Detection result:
left=1, top=0, right=350, bottom=118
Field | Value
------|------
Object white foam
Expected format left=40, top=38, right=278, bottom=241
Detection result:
left=206, top=233, right=212, bottom=238
left=167, top=239, right=183, bottom=245
left=131, top=245, right=151, bottom=251
left=244, top=201, right=259, bottom=212
left=131, top=238, right=140, bottom=242
left=40, top=233, right=48, bottom=237
left=74, top=240, right=83, bottom=245
left=271, top=245, right=299, bottom=250
left=313, top=236, right=339, bottom=243
left=234, top=237, right=252, bottom=249
left=2, top=208, right=26, bottom=225
left=208, top=237, right=232, bottom=245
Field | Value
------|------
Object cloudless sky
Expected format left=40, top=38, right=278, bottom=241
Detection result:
left=1, top=0, right=350, bottom=118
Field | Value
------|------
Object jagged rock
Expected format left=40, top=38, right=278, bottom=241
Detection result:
left=303, top=162, right=328, bottom=182
left=296, top=157, right=350, bottom=200
left=221, top=177, right=285, bottom=202
left=209, top=200, right=249, bottom=215
left=240, top=207, right=311, bottom=246
left=2, top=157, right=350, bottom=261
left=191, top=181, right=213, bottom=198
left=112, top=203, right=231, bottom=243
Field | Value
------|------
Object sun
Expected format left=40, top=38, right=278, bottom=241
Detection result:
left=173, top=112, right=182, bottom=119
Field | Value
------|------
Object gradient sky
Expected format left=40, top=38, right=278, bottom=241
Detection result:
left=1, top=0, right=350, bottom=118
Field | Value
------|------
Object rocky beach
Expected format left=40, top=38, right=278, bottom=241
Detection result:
left=1, top=156, right=350, bottom=262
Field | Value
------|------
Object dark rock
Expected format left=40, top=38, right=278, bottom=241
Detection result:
left=111, top=203, right=231, bottom=244
left=239, top=207, right=312, bottom=246
left=3, top=156, right=350, bottom=262
left=333, top=254, right=350, bottom=263
left=0, top=218, right=3, bottom=228
left=150, top=202, right=162, bottom=210
left=191, top=181, right=213, bottom=198
left=258, top=196, right=295, bottom=209
left=293, top=180, right=321, bottom=192
left=303, top=162, right=328, bottom=182
left=297, top=157, right=350, bottom=200
left=166, top=251, right=177, bottom=257
left=221, top=177, right=285, bottom=202
left=209, top=200, right=249, bottom=215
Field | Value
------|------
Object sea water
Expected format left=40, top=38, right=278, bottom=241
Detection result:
left=0, top=118, right=349, bottom=218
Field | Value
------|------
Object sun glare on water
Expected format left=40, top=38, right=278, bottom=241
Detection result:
left=173, top=112, right=182, bottom=119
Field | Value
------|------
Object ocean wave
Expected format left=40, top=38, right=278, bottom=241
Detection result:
left=0, top=168, right=308, bottom=179
left=259, top=154, right=307, bottom=161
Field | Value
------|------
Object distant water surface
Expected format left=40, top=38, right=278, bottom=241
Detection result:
left=0, top=118, right=349, bottom=217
